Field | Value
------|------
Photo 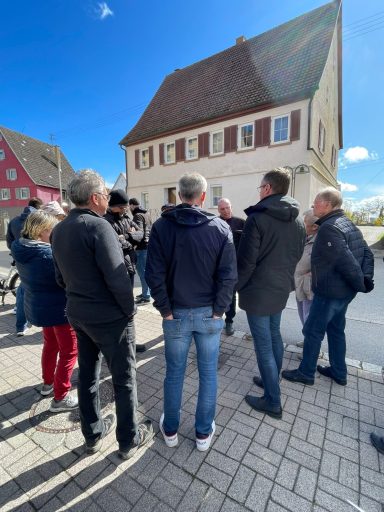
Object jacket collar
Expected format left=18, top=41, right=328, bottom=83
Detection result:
left=316, top=209, right=344, bottom=226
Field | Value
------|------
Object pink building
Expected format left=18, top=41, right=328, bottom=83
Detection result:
left=0, top=126, right=75, bottom=236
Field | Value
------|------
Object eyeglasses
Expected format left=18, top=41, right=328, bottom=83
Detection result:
left=95, top=192, right=111, bottom=200
left=257, top=184, right=268, bottom=190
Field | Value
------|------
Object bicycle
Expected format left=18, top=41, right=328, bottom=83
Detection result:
left=0, top=261, right=20, bottom=306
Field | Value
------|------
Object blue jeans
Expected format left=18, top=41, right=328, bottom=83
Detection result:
left=136, top=250, right=150, bottom=299
left=16, top=284, right=28, bottom=332
left=162, top=307, right=223, bottom=436
left=299, top=294, right=352, bottom=381
left=247, top=312, right=283, bottom=408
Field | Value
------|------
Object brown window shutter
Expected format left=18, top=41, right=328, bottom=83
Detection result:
left=198, top=132, right=209, bottom=158
left=290, top=110, right=301, bottom=141
left=224, top=125, right=237, bottom=152
left=159, top=143, right=164, bottom=165
left=255, top=117, right=271, bottom=147
left=149, top=146, right=154, bottom=167
left=135, top=149, right=140, bottom=169
left=176, top=138, right=185, bottom=162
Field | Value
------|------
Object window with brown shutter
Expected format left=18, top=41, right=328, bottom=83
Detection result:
left=318, top=120, right=326, bottom=154
left=159, top=143, right=164, bottom=165
left=149, top=146, right=154, bottom=167
left=290, top=110, right=301, bottom=141
left=135, top=149, right=140, bottom=169
left=198, top=132, right=209, bottom=158
left=255, top=117, right=271, bottom=147
left=176, top=138, right=185, bottom=162
left=224, top=125, right=237, bottom=152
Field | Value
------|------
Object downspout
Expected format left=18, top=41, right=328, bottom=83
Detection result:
left=119, top=144, right=128, bottom=195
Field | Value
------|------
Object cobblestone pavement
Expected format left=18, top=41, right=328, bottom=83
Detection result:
left=1, top=296, right=384, bottom=512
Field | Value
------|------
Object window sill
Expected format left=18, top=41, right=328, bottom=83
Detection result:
left=208, top=153, right=225, bottom=159
left=268, top=141, right=292, bottom=148
left=236, top=147, right=255, bottom=154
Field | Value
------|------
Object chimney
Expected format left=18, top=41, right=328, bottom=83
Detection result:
left=236, top=35, right=246, bottom=45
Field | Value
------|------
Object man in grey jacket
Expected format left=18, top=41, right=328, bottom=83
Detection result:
left=51, top=170, right=154, bottom=459
left=237, top=168, right=306, bottom=418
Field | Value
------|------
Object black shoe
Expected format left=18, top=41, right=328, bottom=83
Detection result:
left=136, top=344, right=147, bottom=353
left=245, top=395, right=282, bottom=419
left=135, top=294, right=143, bottom=300
left=85, top=413, right=116, bottom=454
left=317, top=365, right=347, bottom=386
left=135, top=297, right=151, bottom=305
left=118, top=420, right=154, bottom=460
left=281, top=369, right=314, bottom=385
left=252, top=376, right=264, bottom=389
left=370, top=433, right=384, bottom=455
left=225, top=323, right=235, bottom=336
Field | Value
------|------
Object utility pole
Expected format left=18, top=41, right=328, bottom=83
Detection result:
left=54, top=146, right=63, bottom=203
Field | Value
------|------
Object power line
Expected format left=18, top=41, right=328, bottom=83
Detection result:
left=343, top=17, right=384, bottom=37
left=344, top=22, right=384, bottom=41
left=343, top=10, right=384, bottom=29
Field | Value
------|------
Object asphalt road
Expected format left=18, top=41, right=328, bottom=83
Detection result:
left=1, top=240, right=383, bottom=365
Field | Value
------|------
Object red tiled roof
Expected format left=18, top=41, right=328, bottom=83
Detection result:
left=120, top=1, right=340, bottom=147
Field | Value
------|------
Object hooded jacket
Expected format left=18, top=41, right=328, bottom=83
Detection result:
left=131, top=206, right=151, bottom=250
left=237, top=194, right=306, bottom=316
left=11, top=238, right=67, bottom=326
left=311, top=209, right=374, bottom=299
left=145, top=204, right=237, bottom=317
left=6, top=206, right=36, bottom=249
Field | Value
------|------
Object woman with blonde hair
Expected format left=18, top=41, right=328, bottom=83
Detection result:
left=11, top=211, right=78, bottom=412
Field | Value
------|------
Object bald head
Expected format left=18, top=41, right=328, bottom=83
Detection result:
left=313, top=187, right=343, bottom=218
left=218, top=198, right=232, bottom=220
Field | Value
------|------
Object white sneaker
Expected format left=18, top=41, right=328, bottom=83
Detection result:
left=50, top=393, right=78, bottom=412
left=196, top=421, right=216, bottom=452
left=159, top=413, right=178, bottom=448
left=40, top=384, right=54, bottom=396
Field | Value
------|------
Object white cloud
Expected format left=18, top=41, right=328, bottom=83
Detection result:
left=338, top=181, right=358, bottom=192
left=339, top=146, right=379, bottom=168
left=96, top=2, right=113, bottom=20
left=343, top=195, right=384, bottom=212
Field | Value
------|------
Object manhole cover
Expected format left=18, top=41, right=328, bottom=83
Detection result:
left=29, top=379, right=114, bottom=433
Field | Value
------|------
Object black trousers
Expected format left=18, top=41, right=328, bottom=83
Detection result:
left=225, top=292, right=237, bottom=324
left=70, top=316, right=139, bottom=450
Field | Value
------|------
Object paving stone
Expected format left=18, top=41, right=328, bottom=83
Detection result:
left=253, top=423, right=275, bottom=447
left=176, top=479, right=208, bottom=512
left=221, top=497, right=250, bottom=512
left=294, top=467, right=317, bottom=502
left=110, top=472, right=145, bottom=505
left=325, top=430, right=359, bottom=451
left=362, top=362, right=382, bottom=374
left=248, top=441, right=282, bottom=467
left=359, top=495, right=383, bottom=512
left=359, top=404, right=375, bottom=425
left=323, top=440, right=359, bottom=463
left=359, top=440, right=380, bottom=471
left=361, top=479, right=384, bottom=503
left=197, top=487, right=225, bottom=512
left=245, top=474, right=273, bottom=511
left=226, top=434, right=251, bottom=462
left=225, top=464, right=254, bottom=504
left=269, top=429, right=289, bottom=455
left=320, top=450, right=340, bottom=481
left=196, top=463, right=233, bottom=493
left=149, top=475, right=184, bottom=509
left=284, top=446, right=320, bottom=472
left=288, top=436, right=322, bottom=459
left=271, top=483, right=311, bottom=512
left=275, top=459, right=299, bottom=490
left=339, top=459, right=359, bottom=491
left=315, top=489, right=358, bottom=512
left=291, top=417, right=309, bottom=440
left=242, top=452, right=278, bottom=480
left=137, top=453, right=168, bottom=488
left=130, top=491, right=159, bottom=512
left=307, top=423, right=325, bottom=447
left=205, top=450, right=240, bottom=477
left=211, top=428, right=237, bottom=455
left=297, top=409, right=326, bottom=427
left=266, top=502, right=291, bottom=512
left=318, top=475, right=359, bottom=504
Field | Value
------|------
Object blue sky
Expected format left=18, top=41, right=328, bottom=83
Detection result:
left=2, top=0, right=383, bottom=207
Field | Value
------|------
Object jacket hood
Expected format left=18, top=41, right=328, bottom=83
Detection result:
left=132, top=206, right=147, bottom=214
left=20, top=206, right=37, bottom=221
left=12, top=238, right=51, bottom=264
left=162, top=204, right=216, bottom=226
left=244, top=194, right=300, bottom=222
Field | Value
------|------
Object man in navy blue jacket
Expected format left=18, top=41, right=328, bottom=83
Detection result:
left=146, top=173, right=237, bottom=452
left=282, top=187, right=374, bottom=387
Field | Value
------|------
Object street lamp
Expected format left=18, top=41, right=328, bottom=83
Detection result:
left=284, top=164, right=310, bottom=197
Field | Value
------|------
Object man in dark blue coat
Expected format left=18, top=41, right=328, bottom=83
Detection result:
left=282, top=187, right=374, bottom=386
left=146, top=173, right=237, bottom=452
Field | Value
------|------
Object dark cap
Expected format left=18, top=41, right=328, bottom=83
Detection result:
left=128, top=197, right=140, bottom=206
left=109, top=189, right=129, bottom=207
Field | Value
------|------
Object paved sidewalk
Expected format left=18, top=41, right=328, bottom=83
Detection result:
left=1, top=296, right=384, bottom=512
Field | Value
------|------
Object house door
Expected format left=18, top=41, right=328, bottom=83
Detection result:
left=166, top=187, right=176, bottom=205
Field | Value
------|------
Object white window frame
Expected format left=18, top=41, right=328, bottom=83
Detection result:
left=0, top=149, right=5, bottom=160
left=319, top=121, right=326, bottom=154
left=238, top=123, right=254, bottom=150
left=6, top=168, right=17, bottom=181
left=0, top=188, right=10, bottom=200
left=331, top=145, right=337, bottom=168
left=141, top=192, right=149, bottom=210
left=186, top=137, right=198, bottom=160
left=271, top=114, right=290, bottom=144
left=210, top=130, right=224, bottom=156
left=164, top=142, right=175, bottom=164
left=140, top=148, right=149, bottom=169
left=210, top=185, right=222, bottom=208
left=15, top=187, right=30, bottom=200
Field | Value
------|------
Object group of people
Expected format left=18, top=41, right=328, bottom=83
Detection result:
left=5, top=166, right=376, bottom=458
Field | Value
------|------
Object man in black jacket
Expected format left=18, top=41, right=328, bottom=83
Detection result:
left=282, top=188, right=374, bottom=387
left=128, top=198, right=151, bottom=304
left=51, top=170, right=153, bottom=459
left=217, top=198, right=245, bottom=336
left=237, top=168, right=306, bottom=418
left=146, top=173, right=237, bottom=451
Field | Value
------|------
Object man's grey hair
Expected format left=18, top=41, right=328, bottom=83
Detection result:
left=263, top=167, right=290, bottom=195
left=217, top=198, right=231, bottom=207
left=67, top=169, right=105, bottom=207
left=302, top=208, right=318, bottom=225
left=179, top=173, right=207, bottom=201
left=317, top=187, right=343, bottom=209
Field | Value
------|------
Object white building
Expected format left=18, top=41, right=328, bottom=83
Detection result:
left=119, top=1, right=342, bottom=218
